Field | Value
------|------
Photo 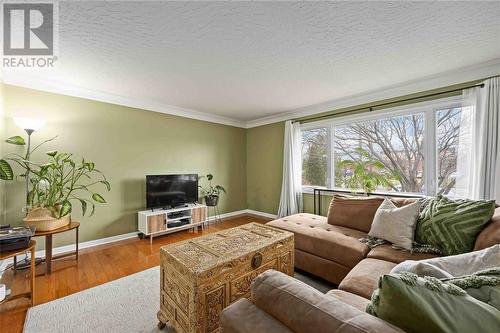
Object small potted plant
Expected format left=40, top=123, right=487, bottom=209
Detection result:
left=198, top=173, right=226, bottom=207
left=0, top=135, right=110, bottom=231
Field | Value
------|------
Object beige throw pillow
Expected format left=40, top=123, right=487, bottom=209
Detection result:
left=368, top=198, right=421, bottom=250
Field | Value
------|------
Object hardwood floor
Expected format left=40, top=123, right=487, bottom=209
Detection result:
left=0, top=215, right=268, bottom=333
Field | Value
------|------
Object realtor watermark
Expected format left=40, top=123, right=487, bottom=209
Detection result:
left=2, top=2, right=58, bottom=68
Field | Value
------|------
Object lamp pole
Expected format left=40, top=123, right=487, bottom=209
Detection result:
left=24, top=128, right=34, bottom=212
left=11, top=117, right=45, bottom=270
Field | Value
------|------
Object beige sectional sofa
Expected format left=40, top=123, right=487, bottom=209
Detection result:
left=220, top=195, right=500, bottom=333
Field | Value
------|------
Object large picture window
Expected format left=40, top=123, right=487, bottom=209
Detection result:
left=301, top=97, right=469, bottom=197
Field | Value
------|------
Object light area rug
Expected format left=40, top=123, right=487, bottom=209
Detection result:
left=24, top=266, right=335, bottom=332
left=24, top=267, right=163, bottom=333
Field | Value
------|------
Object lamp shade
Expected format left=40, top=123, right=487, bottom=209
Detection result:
left=13, top=117, right=46, bottom=131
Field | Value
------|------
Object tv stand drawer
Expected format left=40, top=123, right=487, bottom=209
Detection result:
left=148, top=214, right=166, bottom=233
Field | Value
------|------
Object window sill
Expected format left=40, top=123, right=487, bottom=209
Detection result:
left=301, top=187, right=424, bottom=198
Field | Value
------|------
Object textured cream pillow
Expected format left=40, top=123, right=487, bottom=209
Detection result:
left=368, top=198, right=421, bottom=250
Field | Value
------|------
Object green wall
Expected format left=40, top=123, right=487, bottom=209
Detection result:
left=244, top=122, right=327, bottom=217
left=0, top=84, right=6, bottom=225
left=2, top=84, right=247, bottom=249
left=246, top=122, right=284, bottom=215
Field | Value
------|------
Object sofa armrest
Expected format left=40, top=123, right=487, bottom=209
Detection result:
left=220, top=298, right=293, bottom=333
left=251, top=270, right=404, bottom=333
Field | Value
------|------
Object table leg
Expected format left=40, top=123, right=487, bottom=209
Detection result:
left=13, top=255, right=17, bottom=271
left=30, top=246, right=35, bottom=306
left=46, top=234, right=53, bottom=274
left=76, top=227, right=79, bottom=261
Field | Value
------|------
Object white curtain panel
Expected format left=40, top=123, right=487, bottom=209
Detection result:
left=457, top=76, right=500, bottom=202
left=277, top=120, right=303, bottom=218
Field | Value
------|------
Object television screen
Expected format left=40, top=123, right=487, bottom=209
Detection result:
left=146, top=174, right=198, bottom=209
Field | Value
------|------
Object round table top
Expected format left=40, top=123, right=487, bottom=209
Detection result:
left=0, top=240, right=36, bottom=260
left=34, top=221, right=80, bottom=237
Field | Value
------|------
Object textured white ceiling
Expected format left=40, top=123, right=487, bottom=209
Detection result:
left=4, top=1, right=500, bottom=122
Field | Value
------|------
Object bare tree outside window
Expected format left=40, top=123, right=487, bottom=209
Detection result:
left=436, top=107, right=463, bottom=196
left=334, top=113, right=425, bottom=193
left=301, top=105, right=464, bottom=196
left=302, top=128, right=327, bottom=187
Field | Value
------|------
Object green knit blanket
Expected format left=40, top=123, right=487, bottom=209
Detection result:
left=359, top=235, right=443, bottom=255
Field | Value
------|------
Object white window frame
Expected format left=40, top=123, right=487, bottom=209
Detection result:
left=300, top=96, right=462, bottom=195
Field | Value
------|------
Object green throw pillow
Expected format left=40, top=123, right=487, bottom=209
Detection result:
left=415, top=196, right=495, bottom=255
left=366, top=272, right=500, bottom=333
left=444, top=267, right=500, bottom=310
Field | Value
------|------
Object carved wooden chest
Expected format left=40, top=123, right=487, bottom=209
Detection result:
left=157, top=222, right=294, bottom=333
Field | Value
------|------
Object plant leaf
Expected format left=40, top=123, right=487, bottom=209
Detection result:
left=86, top=162, right=95, bottom=171
left=0, top=159, right=14, bottom=180
left=372, top=161, right=385, bottom=170
left=100, top=180, right=111, bottom=191
left=206, top=174, right=213, bottom=181
left=89, top=202, right=96, bottom=216
left=46, top=150, right=58, bottom=157
left=79, top=199, right=87, bottom=216
left=56, top=153, right=71, bottom=161
left=92, top=193, right=106, bottom=203
left=59, top=200, right=72, bottom=218
left=6, top=136, right=25, bottom=145
left=215, top=185, right=226, bottom=194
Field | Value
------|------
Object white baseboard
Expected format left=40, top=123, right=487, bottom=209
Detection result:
left=245, top=209, right=277, bottom=219
left=207, top=209, right=247, bottom=222
left=0, top=209, right=277, bottom=276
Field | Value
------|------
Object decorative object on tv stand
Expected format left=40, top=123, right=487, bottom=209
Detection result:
left=0, top=126, right=110, bottom=231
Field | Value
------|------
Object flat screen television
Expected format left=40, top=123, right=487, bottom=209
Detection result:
left=146, top=174, right=198, bottom=209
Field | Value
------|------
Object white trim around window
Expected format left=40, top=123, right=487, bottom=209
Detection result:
left=300, top=96, right=463, bottom=195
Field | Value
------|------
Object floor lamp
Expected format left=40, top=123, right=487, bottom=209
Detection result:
left=12, top=117, right=46, bottom=269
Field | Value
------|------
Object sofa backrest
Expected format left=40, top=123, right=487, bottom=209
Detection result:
left=327, top=194, right=419, bottom=233
left=327, top=194, right=500, bottom=250
left=474, top=207, right=500, bottom=250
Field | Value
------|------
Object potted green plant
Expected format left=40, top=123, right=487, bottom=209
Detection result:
left=0, top=135, right=110, bottom=231
left=338, top=147, right=398, bottom=194
left=198, top=173, right=226, bottom=207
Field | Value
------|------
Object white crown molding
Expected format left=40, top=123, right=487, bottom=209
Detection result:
left=1, top=73, right=247, bottom=128
left=3, top=59, right=499, bottom=129
left=244, top=58, right=500, bottom=128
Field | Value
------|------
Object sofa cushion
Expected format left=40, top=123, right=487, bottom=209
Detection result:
left=327, top=195, right=385, bottom=232
left=474, top=207, right=500, bottom=250
left=221, top=298, right=293, bottom=333
left=252, top=270, right=405, bottom=333
left=326, top=289, right=370, bottom=312
left=367, top=245, right=440, bottom=264
left=339, top=258, right=397, bottom=299
left=267, top=213, right=369, bottom=268
left=295, top=249, right=351, bottom=285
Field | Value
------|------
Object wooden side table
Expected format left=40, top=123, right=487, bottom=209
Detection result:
left=0, top=240, right=36, bottom=306
left=34, top=221, right=80, bottom=274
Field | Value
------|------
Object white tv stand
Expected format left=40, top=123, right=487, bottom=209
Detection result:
left=137, top=203, right=208, bottom=244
